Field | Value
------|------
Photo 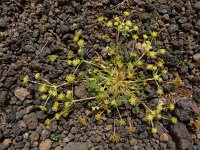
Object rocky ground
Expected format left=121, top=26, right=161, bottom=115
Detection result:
left=0, top=0, right=200, bottom=149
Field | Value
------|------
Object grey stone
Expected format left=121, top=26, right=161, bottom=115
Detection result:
left=63, top=142, right=88, bottom=150
left=174, top=98, right=192, bottom=122
left=0, top=91, right=8, bottom=106
left=23, top=132, right=29, bottom=140
left=139, top=131, right=148, bottom=139
left=195, top=20, right=200, bottom=32
left=178, top=17, right=187, bottom=24
left=167, top=140, right=176, bottom=149
left=170, top=122, right=192, bottom=150
left=193, top=53, right=200, bottom=64
left=12, top=123, right=20, bottom=135
left=162, top=14, right=170, bottom=22
left=14, top=142, right=24, bottom=149
left=59, top=24, right=70, bottom=33
left=30, top=131, right=40, bottom=143
left=182, top=23, right=193, bottom=31
left=70, top=127, right=78, bottom=134
left=0, top=19, right=7, bottom=28
left=41, top=129, right=50, bottom=140
left=168, top=24, right=179, bottom=34
left=194, top=2, right=200, bottom=12
left=193, top=88, right=200, bottom=103
left=23, top=113, right=38, bottom=129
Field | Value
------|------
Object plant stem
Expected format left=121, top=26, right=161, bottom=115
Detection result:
left=116, top=106, right=122, bottom=119
left=74, top=96, right=96, bottom=102
left=73, top=62, right=82, bottom=75
left=121, top=78, right=153, bottom=83
left=113, top=112, right=116, bottom=135
left=30, top=81, right=53, bottom=87
left=139, top=100, right=151, bottom=111
left=83, top=60, right=110, bottom=74
left=56, top=82, right=69, bottom=88
left=57, top=59, right=67, bottom=62
left=116, top=29, right=120, bottom=44
left=134, top=52, right=146, bottom=65
left=44, top=94, right=51, bottom=106
left=83, top=60, right=102, bottom=69
left=42, top=79, right=52, bottom=85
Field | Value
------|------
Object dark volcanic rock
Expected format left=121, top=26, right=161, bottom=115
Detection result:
left=163, top=54, right=179, bottom=67
left=12, top=123, right=21, bottom=135
left=23, top=45, right=36, bottom=53
left=181, top=23, right=193, bottom=31
left=0, top=19, right=7, bottom=29
left=193, top=88, right=200, bottom=103
left=59, top=24, right=70, bottom=33
left=174, top=98, right=192, bottom=122
left=168, top=24, right=179, bottom=34
left=170, top=122, right=192, bottom=150
left=195, top=20, right=200, bottom=31
left=0, top=91, right=8, bottom=106
left=63, top=142, right=88, bottom=150
left=110, top=0, right=122, bottom=5
left=194, top=2, right=200, bottom=12
left=23, top=113, right=38, bottom=129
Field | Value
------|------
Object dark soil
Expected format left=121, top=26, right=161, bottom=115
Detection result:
left=0, top=0, right=200, bottom=150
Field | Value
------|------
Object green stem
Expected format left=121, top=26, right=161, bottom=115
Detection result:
left=83, top=60, right=110, bottom=74
left=115, top=106, right=122, bottom=119
left=44, top=94, right=51, bottom=106
left=83, top=60, right=102, bottom=69
left=30, top=81, right=53, bottom=87
left=121, top=78, right=154, bottom=83
left=134, top=52, right=146, bottom=66
left=56, top=82, right=69, bottom=88
left=42, top=78, right=52, bottom=84
left=139, top=100, right=151, bottom=111
left=74, top=96, right=96, bottom=103
left=73, top=62, right=83, bottom=75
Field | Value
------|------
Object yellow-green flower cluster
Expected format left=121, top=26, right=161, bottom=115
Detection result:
left=73, top=29, right=85, bottom=49
left=98, top=12, right=139, bottom=34
left=49, top=55, right=57, bottom=63
left=66, top=50, right=81, bottom=67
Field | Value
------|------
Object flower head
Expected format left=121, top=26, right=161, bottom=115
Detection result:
left=49, top=55, right=57, bottom=63
left=35, top=73, right=41, bottom=80
left=132, top=34, right=139, bottom=40
left=66, top=74, right=75, bottom=84
left=57, top=93, right=65, bottom=100
left=151, top=127, right=157, bottom=134
left=171, top=117, right=178, bottom=124
left=78, top=39, right=85, bottom=47
left=133, top=25, right=139, bottom=31
left=55, top=113, right=61, bottom=120
left=52, top=101, right=59, bottom=112
left=97, top=16, right=105, bottom=22
left=159, top=49, right=166, bottom=55
left=45, top=118, right=51, bottom=125
left=41, top=94, right=48, bottom=100
left=23, top=75, right=29, bottom=84
left=38, top=84, right=47, bottom=93
left=123, top=11, right=130, bottom=16
left=125, top=20, right=132, bottom=27
left=169, top=103, right=175, bottom=111
left=157, top=87, right=164, bottom=95
left=106, top=21, right=113, bottom=28
left=151, top=31, right=158, bottom=38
